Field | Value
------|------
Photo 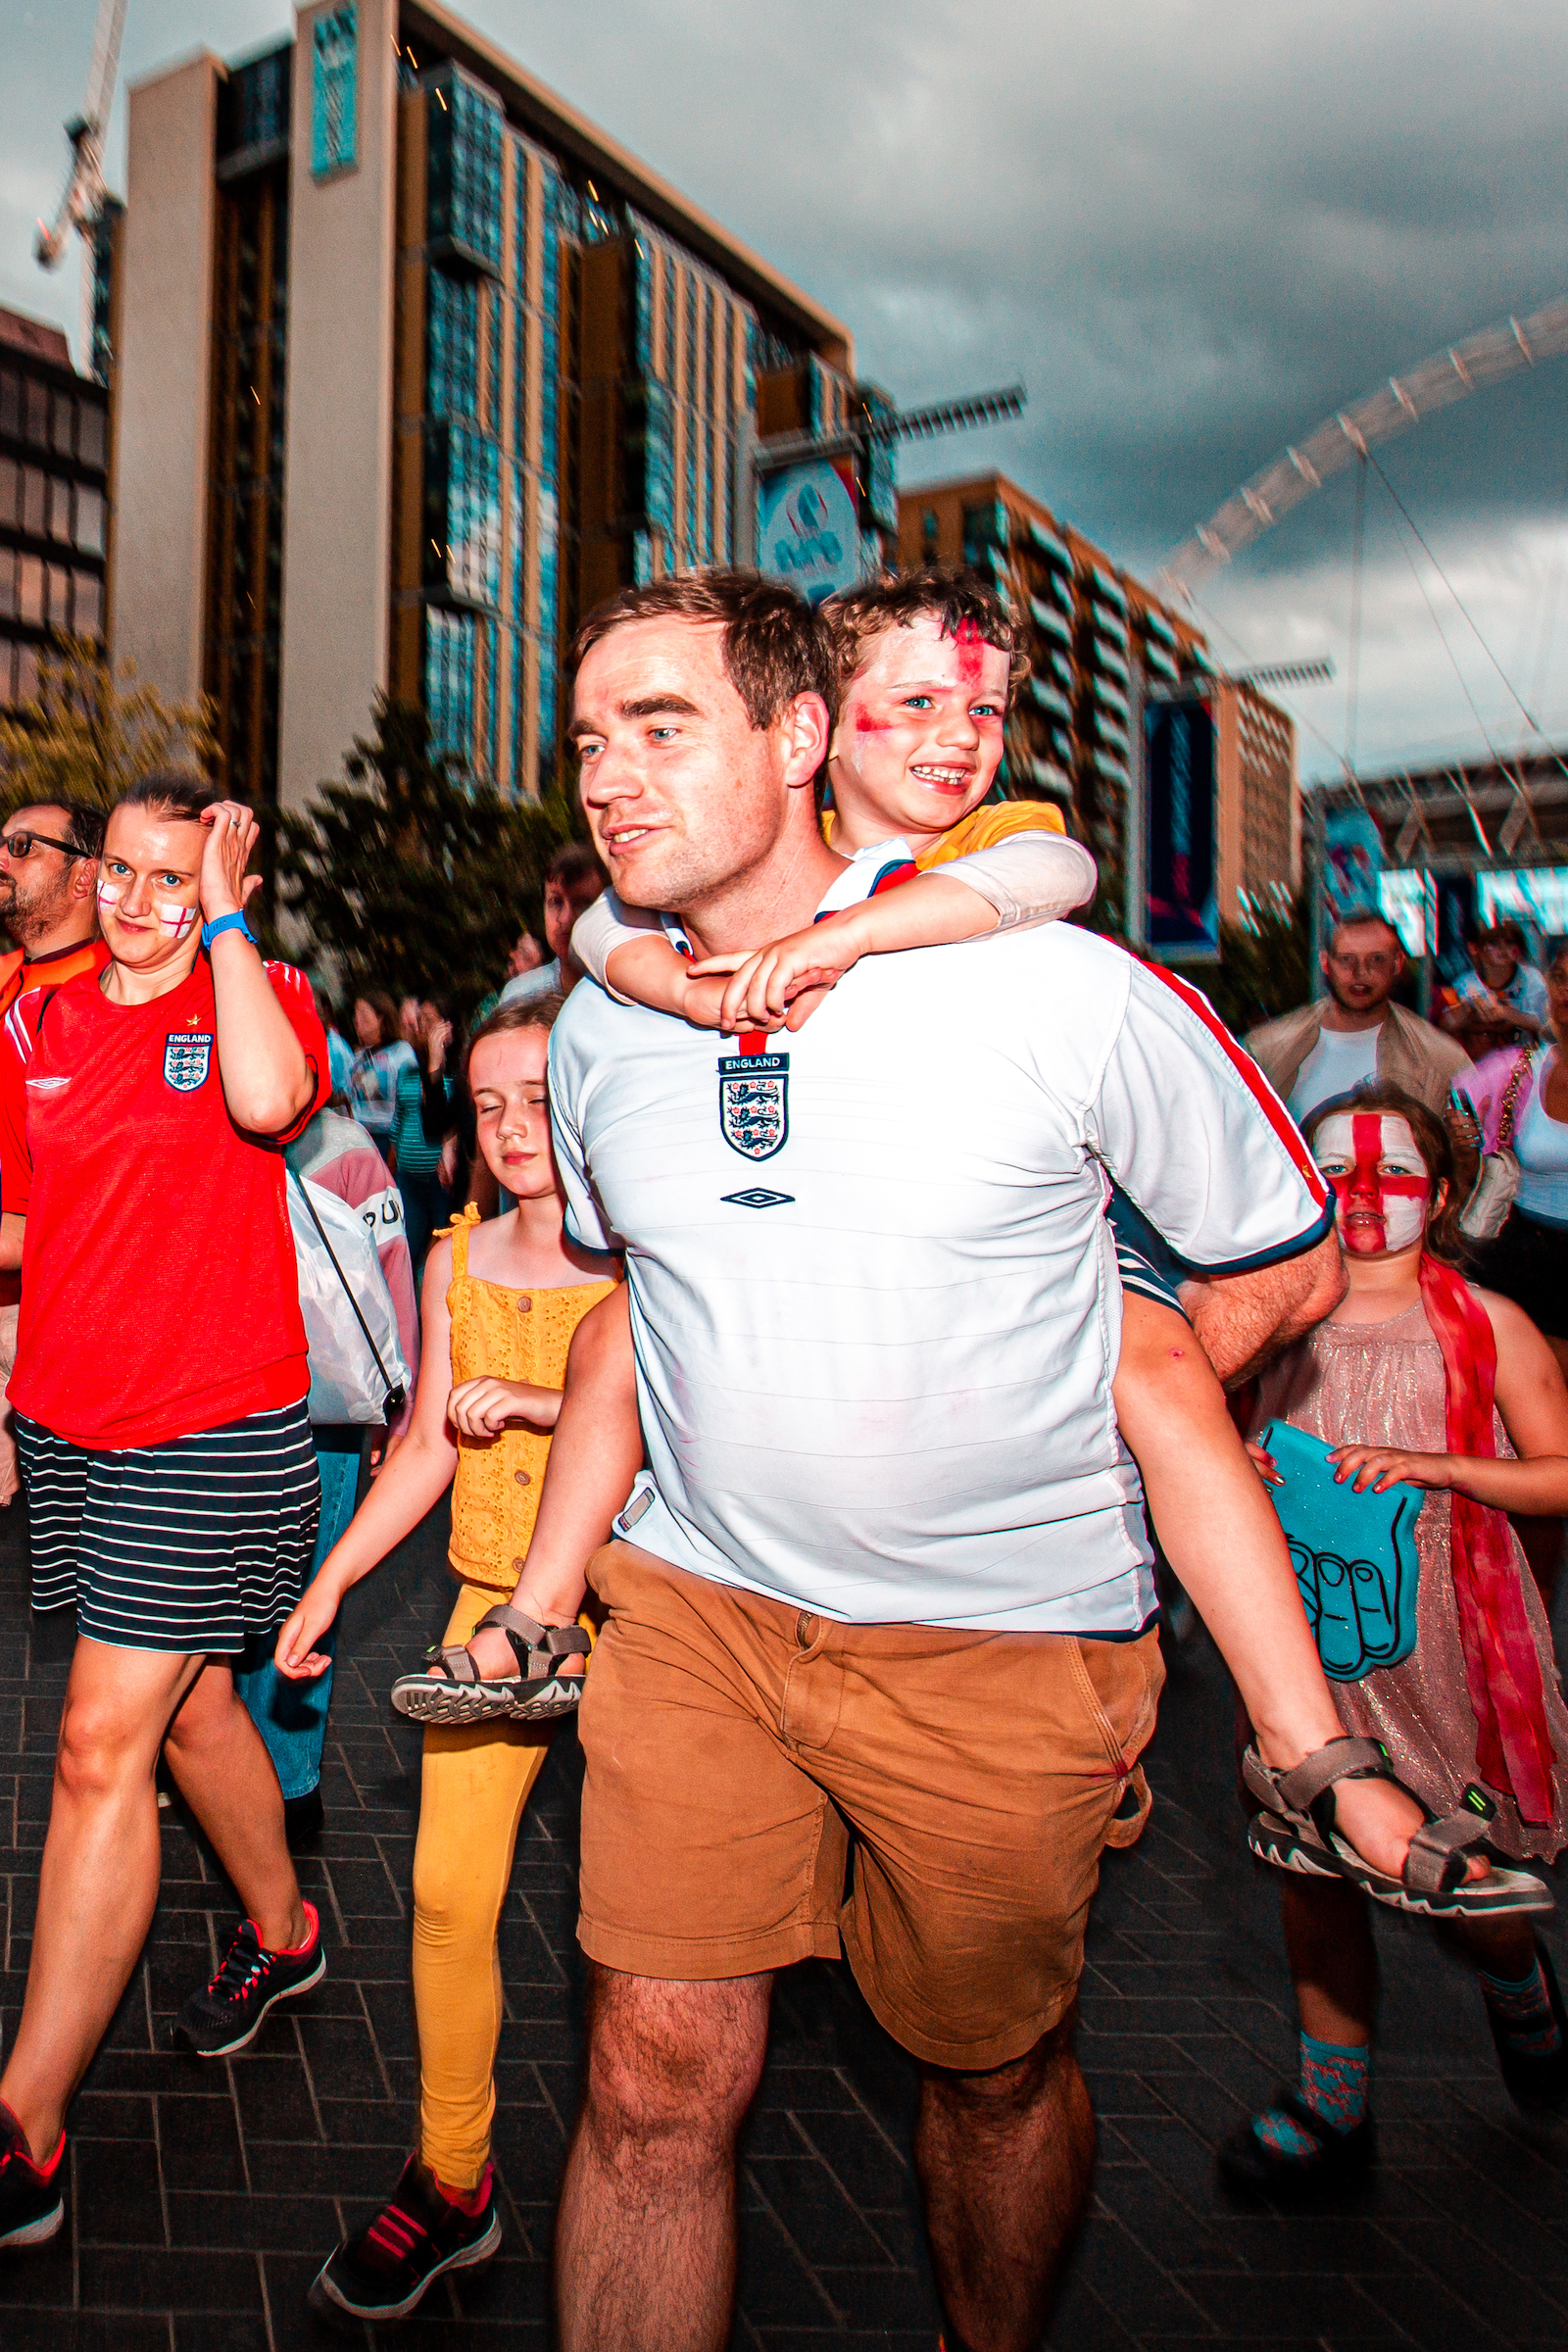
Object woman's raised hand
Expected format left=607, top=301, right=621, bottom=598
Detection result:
left=198, top=800, right=264, bottom=924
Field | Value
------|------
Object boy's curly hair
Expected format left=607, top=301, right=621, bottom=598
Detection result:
left=821, top=565, right=1031, bottom=709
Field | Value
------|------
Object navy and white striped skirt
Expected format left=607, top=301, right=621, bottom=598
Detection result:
left=15, top=1401, right=321, bottom=1655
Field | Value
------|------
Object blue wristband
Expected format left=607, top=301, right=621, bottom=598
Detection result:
left=201, top=909, right=258, bottom=951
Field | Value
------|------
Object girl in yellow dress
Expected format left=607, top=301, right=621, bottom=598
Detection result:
left=273, top=995, right=619, bottom=2326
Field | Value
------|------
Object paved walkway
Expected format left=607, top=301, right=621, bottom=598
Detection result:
left=0, top=1494, right=1564, bottom=2351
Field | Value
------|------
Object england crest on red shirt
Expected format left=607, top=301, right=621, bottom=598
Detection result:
left=164, top=1031, right=213, bottom=1092
left=718, top=1050, right=789, bottom=1160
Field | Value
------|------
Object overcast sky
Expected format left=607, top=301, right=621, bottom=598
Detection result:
left=4, top=0, right=1565, bottom=781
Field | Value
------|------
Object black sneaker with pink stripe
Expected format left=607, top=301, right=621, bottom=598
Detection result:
left=0, top=2103, right=66, bottom=2249
left=172, top=1900, right=325, bottom=2056
left=310, top=2152, right=501, bottom=2323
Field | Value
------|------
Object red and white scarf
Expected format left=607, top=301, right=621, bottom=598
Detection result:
left=1418, top=1252, right=1556, bottom=1823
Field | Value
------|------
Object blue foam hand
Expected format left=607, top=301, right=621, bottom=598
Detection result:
left=1259, top=1420, right=1423, bottom=1682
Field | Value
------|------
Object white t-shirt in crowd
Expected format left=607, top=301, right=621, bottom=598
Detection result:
left=1514, top=1048, right=1568, bottom=1227
left=549, top=907, right=1331, bottom=1637
left=1286, top=1021, right=1381, bottom=1121
left=1455, top=962, right=1550, bottom=1022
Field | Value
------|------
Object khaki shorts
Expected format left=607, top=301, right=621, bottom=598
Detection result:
left=576, top=1543, right=1164, bottom=2070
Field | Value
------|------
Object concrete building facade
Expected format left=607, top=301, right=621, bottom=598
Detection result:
left=109, top=0, right=858, bottom=813
left=897, top=472, right=1298, bottom=939
left=0, top=308, right=111, bottom=713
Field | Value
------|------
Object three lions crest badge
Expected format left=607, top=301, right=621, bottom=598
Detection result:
left=717, top=1050, right=789, bottom=1161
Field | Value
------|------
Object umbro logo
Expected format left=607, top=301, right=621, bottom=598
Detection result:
left=721, top=1188, right=794, bottom=1210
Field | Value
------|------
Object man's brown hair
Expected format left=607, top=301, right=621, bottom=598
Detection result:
left=822, top=566, right=1031, bottom=705
left=567, top=570, right=834, bottom=732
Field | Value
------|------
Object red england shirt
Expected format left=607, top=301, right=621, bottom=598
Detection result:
left=9, top=956, right=328, bottom=1448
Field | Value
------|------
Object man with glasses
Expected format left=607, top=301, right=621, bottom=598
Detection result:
left=0, top=801, right=108, bottom=1497
left=0, top=801, right=109, bottom=1269
left=1247, top=905, right=1471, bottom=1121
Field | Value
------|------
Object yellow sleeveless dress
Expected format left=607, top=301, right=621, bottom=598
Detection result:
left=413, top=1204, right=618, bottom=2193
left=441, top=1202, right=617, bottom=1593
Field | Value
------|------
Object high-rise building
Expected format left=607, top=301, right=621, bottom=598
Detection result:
left=0, top=307, right=111, bottom=713
left=108, top=0, right=859, bottom=812
left=898, top=472, right=1297, bottom=938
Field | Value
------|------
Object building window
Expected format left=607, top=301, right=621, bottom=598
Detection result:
left=662, top=256, right=675, bottom=384
left=73, top=570, right=102, bottom=636
left=24, top=380, right=48, bottom=446
left=77, top=402, right=106, bottom=469
left=49, top=477, right=73, bottom=544
left=15, top=644, right=39, bottom=705
left=0, top=372, right=18, bottom=436
left=311, top=3, right=358, bottom=179
left=51, top=395, right=74, bottom=459
left=18, top=558, right=42, bottom=626
left=74, top=484, right=105, bottom=556
left=0, top=460, right=14, bottom=527
left=0, top=553, right=14, bottom=617
left=47, top=563, right=71, bottom=630
left=22, top=468, right=45, bottom=537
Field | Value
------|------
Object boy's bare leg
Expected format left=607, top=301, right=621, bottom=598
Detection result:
left=466, top=1286, right=642, bottom=1681
left=1113, top=1296, right=1457, bottom=1882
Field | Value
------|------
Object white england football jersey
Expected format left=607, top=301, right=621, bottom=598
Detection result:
left=549, top=921, right=1331, bottom=1635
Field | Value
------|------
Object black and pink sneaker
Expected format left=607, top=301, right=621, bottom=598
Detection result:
left=310, top=2152, right=501, bottom=2322
left=0, top=2104, right=66, bottom=2249
left=172, top=1900, right=325, bottom=2055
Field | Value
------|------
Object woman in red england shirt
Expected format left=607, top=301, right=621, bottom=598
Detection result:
left=0, top=775, right=331, bottom=2252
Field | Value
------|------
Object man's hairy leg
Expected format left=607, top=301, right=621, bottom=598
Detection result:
left=916, top=2019, right=1093, bottom=2352
left=555, top=1966, right=773, bottom=2352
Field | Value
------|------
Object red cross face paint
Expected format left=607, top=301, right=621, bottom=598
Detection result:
left=828, top=612, right=1010, bottom=852
left=1313, top=1111, right=1432, bottom=1257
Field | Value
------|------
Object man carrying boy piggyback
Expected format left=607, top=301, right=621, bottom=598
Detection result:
left=521, top=566, right=1446, bottom=2352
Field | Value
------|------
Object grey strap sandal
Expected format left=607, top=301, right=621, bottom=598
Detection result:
left=1244, top=1735, right=1552, bottom=1920
left=389, top=1605, right=589, bottom=1728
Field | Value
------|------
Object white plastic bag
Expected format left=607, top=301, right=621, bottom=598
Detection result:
left=287, top=1171, right=412, bottom=1425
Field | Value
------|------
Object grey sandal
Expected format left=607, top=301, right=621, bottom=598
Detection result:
left=1244, top=1735, right=1552, bottom=1920
left=389, top=1605, right=589, bottom=1728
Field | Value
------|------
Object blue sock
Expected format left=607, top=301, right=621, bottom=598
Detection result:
left=1253, top=2032, right=1370, bottom=2158
left=1480, top=1957, right=1562, bottom=2058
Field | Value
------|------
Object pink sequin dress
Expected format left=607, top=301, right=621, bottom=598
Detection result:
left=1254, top=1296, right=1568, bottom=1861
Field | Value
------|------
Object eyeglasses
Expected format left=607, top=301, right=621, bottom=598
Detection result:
left=0, top=829, right=82, bottom=862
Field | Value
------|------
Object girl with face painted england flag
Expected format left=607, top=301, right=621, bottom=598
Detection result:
left=1220, top=1082, right=1568, bottom=2197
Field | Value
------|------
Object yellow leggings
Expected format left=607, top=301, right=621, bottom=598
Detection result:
left=411, top=1581, right=557, bottom=2191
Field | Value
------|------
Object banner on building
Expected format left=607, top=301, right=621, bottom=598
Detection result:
left=1322, top=807, right=1385, bottom=915
left=757, top=462, right=862, bottom=605
left=1145, top=698, right=1217, bottom=958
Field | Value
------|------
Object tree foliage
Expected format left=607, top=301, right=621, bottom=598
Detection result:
left=273, top=698, right=578, bottom=1017
left=0, top=638, right=216, bottom=814
left=1204, top=886, right=1311, bottom=1039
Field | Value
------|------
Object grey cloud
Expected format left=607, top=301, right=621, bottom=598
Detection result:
left=5, top=0, right=1565, bottom=779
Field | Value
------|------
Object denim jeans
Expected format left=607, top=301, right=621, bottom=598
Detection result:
left=235, top=1430, right=366, bottom=1802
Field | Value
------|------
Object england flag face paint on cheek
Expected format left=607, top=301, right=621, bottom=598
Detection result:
left=1315, top=1111, right=1431, bottom=1256
left=95, top=882, right=122, bottom=914
left=154, top=900, right=197, bottom=939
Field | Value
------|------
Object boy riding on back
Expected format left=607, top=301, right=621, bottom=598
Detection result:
left=375, top=573, right=1474, bottom=1931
